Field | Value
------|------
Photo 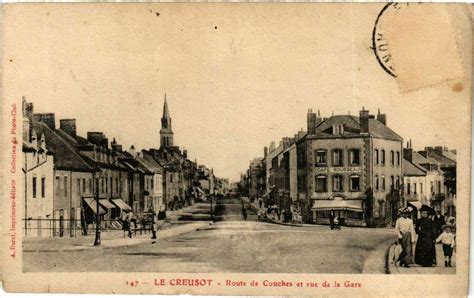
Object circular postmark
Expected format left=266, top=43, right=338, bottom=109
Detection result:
left=372, top=3, right=397, bottom=77
left=372, top=2, right=422, bottom=78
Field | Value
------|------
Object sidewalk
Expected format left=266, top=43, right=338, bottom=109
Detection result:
left=23, top=221, right=211, bottom=252
left=387, top=242, right=456, bottom=274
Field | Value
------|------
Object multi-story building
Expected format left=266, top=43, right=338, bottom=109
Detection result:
left=137, top=150, right=164, bottom=211
left=304, top=108, right=403, bottom=227
left=22, top=100, right=54, bottom=237
left=418, top=146, right=456, bottom=217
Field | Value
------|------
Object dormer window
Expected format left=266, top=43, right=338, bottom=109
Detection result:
left=333, top=124, right=344, bottom=135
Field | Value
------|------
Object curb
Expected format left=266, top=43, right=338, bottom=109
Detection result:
left=24, top=222, right=210, bottom=253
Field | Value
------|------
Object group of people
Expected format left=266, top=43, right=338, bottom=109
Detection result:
left=121, top=206, right=168, bottom=243
left=395, top=205, right=456, bottom=268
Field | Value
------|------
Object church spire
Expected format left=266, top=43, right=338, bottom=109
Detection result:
left=163, top=92, right=170, bottom=119
left=160, top=92, right=174, bottom=148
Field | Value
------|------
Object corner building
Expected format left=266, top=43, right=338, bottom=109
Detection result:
left=305, top=108, right=403, bottom=227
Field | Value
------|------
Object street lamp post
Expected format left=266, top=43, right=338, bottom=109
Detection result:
left=93, top=171, right=101, bottom=246
left=210, top=192, right=213, bottom=221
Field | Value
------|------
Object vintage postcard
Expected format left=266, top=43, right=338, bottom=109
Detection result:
left=1, top=2, right=471, bottom=296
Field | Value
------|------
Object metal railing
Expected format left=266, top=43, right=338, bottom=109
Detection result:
left=22, top=218, right=155, bottom=238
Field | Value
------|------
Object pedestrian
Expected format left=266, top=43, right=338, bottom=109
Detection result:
left=433, top=209, right=446, bottom=237
left=436, top=224, right=456, bottom=267
left=151, top=212, right=158, bottom=243
left=259, top=199, right=263, bottom=209
left=127, top=211, right=134, bottom=238
left=394, top=207, right=415, bottom=267
left=329, top=209, right=335, bottom=230
left=242, top=205, right=247, bottom=220
left=414, top=205, right=437, bottom=267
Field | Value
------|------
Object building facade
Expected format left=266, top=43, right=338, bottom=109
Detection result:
left=304, top=109, right=403, bottom=227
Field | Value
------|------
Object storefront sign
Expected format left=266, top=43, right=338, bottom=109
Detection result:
left=314, top=167, right=362, bottom=173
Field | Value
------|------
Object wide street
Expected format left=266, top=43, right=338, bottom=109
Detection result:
left=24, top=197, right=394, bottom=273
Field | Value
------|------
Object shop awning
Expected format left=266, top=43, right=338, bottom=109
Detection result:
left=112, top=199, right=132, bottom=211
left=98, top=199, right=116, bottom=209
left=83, top=198, right=107, bottom=215
left=407, top=201, right=422, bottom=210
left=311, top=199, right=363, bottom=212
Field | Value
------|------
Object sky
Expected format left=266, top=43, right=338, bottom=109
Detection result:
left=4, top=3, right=470, bottom=181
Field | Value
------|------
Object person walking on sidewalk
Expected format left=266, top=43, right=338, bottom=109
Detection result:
left=415, top=205, right=437, bottom=267
left=394, top=207, right=415, bottom=267
left=259, top=199, right=263, bottom=209
left=436, top=224, right=456, bottom=267
left=151, top=211, right=158, bottom=243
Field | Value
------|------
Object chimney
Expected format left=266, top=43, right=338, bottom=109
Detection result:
left=307, top=109, right=317, bottom=135
left=183, top=149, right=188, bottom=159
left=403, top=147, right=413, bottom=162
left=34, top=113, right=56, bottom=130
left=129, top=145, right=136, bottom=157
left=269, top=141, right=276, bottom=152
left=264, top=146, right=268, bottom=158
left=101, top=137, right=109, bottom=149
left=359, top=108, right=369, bottom=133
left=87, top=132, right=105, bottom=146
left=22, top=98, right=34, bottom=121
left=59, top=119, right=77, bottom=137
left=376, top=108, right=387, bottom=125
left=111, top=138, right=122, bottom=152
left=434, top=146, right=443, bottom=155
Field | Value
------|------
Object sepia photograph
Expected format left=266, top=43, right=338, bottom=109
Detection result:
left=2, top=2, right=471, bottom=296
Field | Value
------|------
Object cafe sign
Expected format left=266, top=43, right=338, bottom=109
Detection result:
left=314, top=167, right=362, bottom=173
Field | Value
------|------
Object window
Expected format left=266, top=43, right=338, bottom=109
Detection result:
left=407, top=183, right=411, bottom=194
left=349, top=149, right=360, bottom=165
left=64, top=176, right=68, bottom=196
left=333, top=175, right=343, bottom=191
left=110, top=177, right=113, bottom=193
left=101, top=178, right=105, bottom=193
left=396, top=176, right=400, bottom=189
left=430, top=181, right=434, bottom=194
left=420, top=182, right=423, bottom=194
left=77, top=179, right=81, bottom=195
left=105, top=177, right=108, bottom=193
left=41, top=177, right=45, bottom=198
left=375, top=149, right=379, bottom=165
left=381, top=150, right=386, bottom=165
left=390, top=176, right=394, bottom=189
left=315, top=175, right=327, bottom=192
left=89, top=179, right=92, bottom=194
left=32, top=177, right=37, bottom=198
left=396, top=151, right=400, bottom=166
left=350, top=176, right=360, bottom=191
left=381, top=176, right=386, bottom=191
left=333, top=124, right=344, bottom=134
left=375, top=175, right=379, bottom=191
left=151, top=178, right=154, bottom=190
left=82, top=178, right=86, bottom=193
left=413, top=183, right=417, bottom=194
left=390, top=151, right=395, bottom=166
left=116, top=178, right=119, bottom=193
left=332, top=149, right=343, bottom=166
left=438, top=181, right=441, bottom=194
left=55, top=176, right=60, bottom=196
left=315, top=150, right=327, bottom=166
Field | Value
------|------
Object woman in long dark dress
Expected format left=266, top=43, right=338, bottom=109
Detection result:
left=415, top=205, right=437, bottom=267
